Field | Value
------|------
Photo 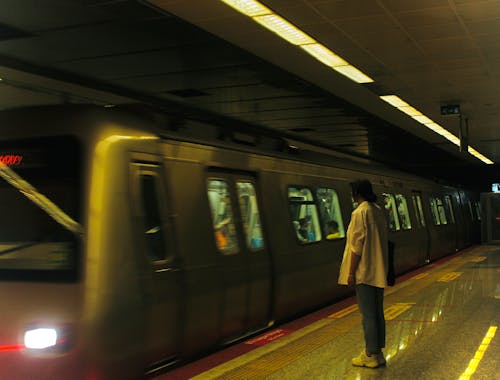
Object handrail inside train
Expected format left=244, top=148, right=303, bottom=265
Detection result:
left=0, top=161, right=83, bottom=236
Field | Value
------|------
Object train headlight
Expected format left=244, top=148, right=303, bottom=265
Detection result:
left=24, top=328, right=58, bottom=349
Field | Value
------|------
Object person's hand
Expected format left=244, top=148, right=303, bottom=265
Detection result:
left=347, top=273, right=355, bottom=286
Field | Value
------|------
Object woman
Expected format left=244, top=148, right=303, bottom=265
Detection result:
left=338, top=179, right=389, bottom=368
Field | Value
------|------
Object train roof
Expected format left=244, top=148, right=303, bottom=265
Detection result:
left=0, top=104, right=468, bottom=190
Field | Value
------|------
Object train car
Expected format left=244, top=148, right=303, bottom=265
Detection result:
left=0, top=105, right=480, bottom=379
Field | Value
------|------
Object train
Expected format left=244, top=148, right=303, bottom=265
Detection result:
left=0, top=105, right=481, bottom=379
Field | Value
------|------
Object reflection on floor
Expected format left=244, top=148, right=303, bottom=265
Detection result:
left=161, top=245, right=499, bottom=380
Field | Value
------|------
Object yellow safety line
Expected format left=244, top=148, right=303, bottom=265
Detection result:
left=438, top=272, right=463, bottom=282
left=458, top=326, right=497, bottom=380
left=411, top=272, right=430, bottom=280
left=384, top=303, right=416, bottom=321
left=190, top=318, right=334, bottom=379
left=468, top=256, right=486, bottom=263
left=328, top=304, right=358, bottom=319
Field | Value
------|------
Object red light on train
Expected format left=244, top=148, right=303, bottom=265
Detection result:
left=0, top=344, right=24, bottom=352
left=0, top=155, right=23, bottom=166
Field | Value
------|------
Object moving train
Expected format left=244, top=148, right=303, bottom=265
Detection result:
left=0, top=105, right=480, bottom=379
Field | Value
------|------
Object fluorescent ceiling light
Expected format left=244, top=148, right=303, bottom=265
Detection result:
left=300, top=44, right=347, bottom=67
left=220, top=0, right=373, bottom=86
left=442, top=133, right=460, bottom=145
left=220, top=0, right=271, bottom=16
left=398, top=106, right=422, bottom=117
left=412, top=115, right=433, bottom=125
left=333, top=65, right=374, bottom=83
left=425, top=122, right=446, bottom=133
left=468, top=148, right=493, bottom=164
left=254, top=14, right=315, bottom=45
left=381, top=95, right=493, bottom=163
left=380, top=95, right=409, bottom=108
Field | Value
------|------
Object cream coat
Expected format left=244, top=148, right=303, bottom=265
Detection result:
left=338, top=201, right=389, bottom=288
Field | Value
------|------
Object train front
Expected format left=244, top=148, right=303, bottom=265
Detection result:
left=0, top=134, right=88, bottom=378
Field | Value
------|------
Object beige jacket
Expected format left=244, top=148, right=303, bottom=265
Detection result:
left=338, top=201, right=388, bottom=288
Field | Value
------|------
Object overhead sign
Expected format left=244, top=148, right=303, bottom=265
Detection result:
left=441, top=104, right=461, bottom=116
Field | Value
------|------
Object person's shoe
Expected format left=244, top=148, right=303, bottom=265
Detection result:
left=377, top=352, right=386, bottom=366
left=351, top=352, right=380, bottom=368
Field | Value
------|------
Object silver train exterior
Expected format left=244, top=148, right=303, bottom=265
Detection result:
left=0, top=105, right=480, bottom=379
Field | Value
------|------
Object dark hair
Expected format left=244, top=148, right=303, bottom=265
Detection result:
left=327, top=220, right=338, bottom=229
left=351, top=179, right=377, bottom=202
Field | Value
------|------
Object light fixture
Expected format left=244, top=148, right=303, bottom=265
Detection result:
left=253, top=14, right=315, bottom=45
left=300, top=44, right=347, bottom=67
left=333, top=65, right=374, bottom=84
left=380, top=95, right=493, bottom=164
left=468, top=147, right=494, bottom=164
left=220, top=0, right=373, bottom=85
left=412, top=115, right=434, bottom=124
left=398, top=106, right=422, bottom=117
left=220, top=0, right=271, bottom=17
left=379, top=95, right=409, bottom=108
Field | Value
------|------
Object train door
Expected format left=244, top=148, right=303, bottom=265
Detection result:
left=482, top=193, right=500, bottom=243
left=444, top=194, right=458, bottom=250
left=207, top=172, right=272, bottom=341
left=411, top=191, right=430, bottom=264
left=131, top=160, right=182, bottom=371
left=458, top=190, right=472, bottom=244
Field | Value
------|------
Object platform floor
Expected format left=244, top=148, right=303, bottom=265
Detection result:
left=160, top=245, right=499, bottom=380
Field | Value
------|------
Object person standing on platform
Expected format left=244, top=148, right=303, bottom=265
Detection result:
left=338, top=179, right=389, bottom=368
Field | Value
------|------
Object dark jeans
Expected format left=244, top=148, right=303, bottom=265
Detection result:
left=356, top=284, right=385, bottom=353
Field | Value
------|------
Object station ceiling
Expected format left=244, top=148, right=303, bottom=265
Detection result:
left=0, top=0, right=499, bottom=190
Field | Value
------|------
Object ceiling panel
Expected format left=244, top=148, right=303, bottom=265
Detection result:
left=456, top=1, right=500, bottom=21
left=406, top=22, right=466, bottom=40
left=394, top=7, right=458, bottom=27
left=0, top=0, right=499, bottom=191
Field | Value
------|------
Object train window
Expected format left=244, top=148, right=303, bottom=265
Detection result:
left=237, top=181, right=264, bottom=250
left=467, top=201, right=474, bottom=220
left=429, top=198, right=441, bottom=225
left=138, top=172, right=167, bottom=261
left=411, top=192, right=426, bottom=227
left=382, top=193, right=401, bottom=231
left=436, top=197, right=448, bottom=225
left=444, top=195, right=456, bottom=223
left=288, top=187, right=322, bottom=244
left=475, top=201, right=481, bottom=220
left=395, top=194, right=412, bottom=230
left=207, top=179, right=239, bottom=255
left=316, top=188, right=345, bottom=240
left=0, top=136, right=81, bottom=280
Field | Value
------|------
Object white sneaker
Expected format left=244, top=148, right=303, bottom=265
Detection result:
left=352, top=352, right=380, bottom=368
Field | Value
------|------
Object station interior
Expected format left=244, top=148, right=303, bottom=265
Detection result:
left=0, top=1, right=499, bottom=379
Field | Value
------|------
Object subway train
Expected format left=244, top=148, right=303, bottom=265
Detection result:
left=0, top=105, right=480, bottom=379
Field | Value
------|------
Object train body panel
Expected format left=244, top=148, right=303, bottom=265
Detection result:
left=0, top=105, right=481, bottom=378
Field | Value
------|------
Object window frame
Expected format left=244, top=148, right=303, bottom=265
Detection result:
left=236, top=180, right=265, bottom=251
left=382, top=192, right=401, bottom=231
left=411, top=191, right=426, bottom=228
left=395, top=193, right=412, bottom=230
left=131, top=162, right=173, bottom=263
left=287, top=185, right=322, bottom=244
left=444, top=195, right=456, bottom=224
left=316, top=187, right=346, bottom=241
left=207, top=177, right=241, bottom=255
left=436, top=197, right=448, bottom=225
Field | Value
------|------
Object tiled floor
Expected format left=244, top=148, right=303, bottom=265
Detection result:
left=161, top=245, right=499, bottom=380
